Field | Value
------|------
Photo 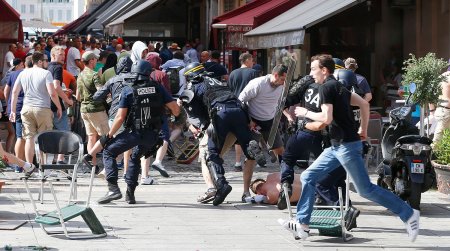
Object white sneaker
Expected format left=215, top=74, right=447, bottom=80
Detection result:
left=405, top=209, right=420, bottom=242
left=140, top=176, right=155, bottom=185
left=278, top=218, right=309, bottom=240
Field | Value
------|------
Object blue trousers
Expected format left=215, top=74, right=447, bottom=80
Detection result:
left=297, top=140, right=413, bottom=224
left=103, top=129, right=158, bottom=187
left=208, top=103, right=253, bottom=181
left=280, top=130, right=323, bottom=184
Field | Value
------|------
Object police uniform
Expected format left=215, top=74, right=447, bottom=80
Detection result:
left=182, top=62, right=264, bottom=206
left=100, top=60, right=174, bottom=204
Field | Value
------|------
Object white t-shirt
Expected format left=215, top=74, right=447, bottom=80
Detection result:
left=66, top=47, right=81, bottom=77
left=85, top=47, right=100, bottom=56
left=238, top=75, right=284, bottom=121
left=2, top=51, right=15, bottom=77
left=14, top=67, right=54, bottom=109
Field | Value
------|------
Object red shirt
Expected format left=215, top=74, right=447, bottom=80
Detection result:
left=14, top=49, right=26, bottom=61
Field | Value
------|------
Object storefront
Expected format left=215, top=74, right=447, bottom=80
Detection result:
left=211, top=0, right=303, bottom=71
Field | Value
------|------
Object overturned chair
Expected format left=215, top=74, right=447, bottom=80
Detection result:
left=23, top=130, right=106, bottom=239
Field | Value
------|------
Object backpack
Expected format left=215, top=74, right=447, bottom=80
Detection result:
left=166, top=66, right=183, bottom=95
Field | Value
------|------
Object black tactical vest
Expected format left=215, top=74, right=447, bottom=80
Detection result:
left=125, top=80, right=164, bottom=131
left=202, top=77, right=237, bottom=111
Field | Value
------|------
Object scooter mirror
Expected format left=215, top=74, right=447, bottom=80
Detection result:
left=409, top=82, right=416, bottom=94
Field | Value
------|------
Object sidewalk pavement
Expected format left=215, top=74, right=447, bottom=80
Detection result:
left=0, top=150, right=450, bottom=251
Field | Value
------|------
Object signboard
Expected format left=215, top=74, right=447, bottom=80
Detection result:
left=225, top=25, right=252, bottom=50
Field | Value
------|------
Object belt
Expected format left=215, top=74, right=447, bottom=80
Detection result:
left=330, top=139, right=343, bottom=146
left=299, top=128, right=321, bottom=135
left=438, top=105, right=450, bottom=109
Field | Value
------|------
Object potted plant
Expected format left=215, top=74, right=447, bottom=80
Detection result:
left=432, top=129, right=450, bottom=195
left=402, top=53, right=449, bottom=136
left=402, top=53, right=449, bottom=107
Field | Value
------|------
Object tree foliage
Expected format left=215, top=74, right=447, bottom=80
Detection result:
left=402, top=53, right=449, bottom=106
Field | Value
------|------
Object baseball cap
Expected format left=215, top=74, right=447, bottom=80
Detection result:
left=82, top=51, right=99, bottom=61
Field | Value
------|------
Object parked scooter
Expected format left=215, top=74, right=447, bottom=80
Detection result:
left=377, top=83, right=435, bottom=210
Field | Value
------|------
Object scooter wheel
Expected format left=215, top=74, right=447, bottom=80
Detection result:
left=408, top=182, right=422, bottom=210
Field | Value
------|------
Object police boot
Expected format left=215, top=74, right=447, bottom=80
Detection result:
left=125, top=185, right=136, bottom=204
left=277, top=182, right=292, bottom=210
left=212, top=178, right=232, bottom=206
left=98, top=182, right=122, bottom=204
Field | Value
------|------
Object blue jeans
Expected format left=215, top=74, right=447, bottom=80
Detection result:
left=53, top=110, right=70, bottom=131
left=296, top=140, right=413, bottom=224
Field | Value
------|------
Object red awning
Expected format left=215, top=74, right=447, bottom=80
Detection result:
left=0, top=0, right=24, bottom=43
left=54, top=12, right=90, bottom=36
left=211, top=0, right=304, bottom=49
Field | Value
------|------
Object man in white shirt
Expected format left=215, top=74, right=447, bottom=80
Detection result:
left=2, top=44, right=16, bottom=78
left=238, top=64, right=287, bottom=159
left=10, top=51, right=62, bottom=164
left=66, top=37, right=84, bottom=78
left=85, top=37, right=101, bottom=57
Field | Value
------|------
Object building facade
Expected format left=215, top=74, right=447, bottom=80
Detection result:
left=6, top=0, right=84, bottom=26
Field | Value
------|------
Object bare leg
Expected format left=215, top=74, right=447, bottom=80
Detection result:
left=170, top=127, right=182, bottom=142
left=235, top=144, right=242, bottom=165
left=154, top=140, right=168, bottom=164
left=24, top=138, right=34, bottom=164
left=141, top=156, right=150, bottom=179
left=87, top=140, right=104, bottom=157
left=87, top=135, right=98, bottom=165
left=200, top=158, right=215, bottom=188
left=5, top=122, right=15, bottom=153
left=123, top=149, right=131, bottom=174
left=243, top=159, right=256, bottom=194
left=0, top=143, right=31, bottom=169
left=14, top=138, right=25, bottom=161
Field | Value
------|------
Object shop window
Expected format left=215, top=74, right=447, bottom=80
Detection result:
left=224, top=0, right=236, bottom=12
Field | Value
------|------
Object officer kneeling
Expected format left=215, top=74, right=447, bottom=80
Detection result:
left=98, top=60, right=179, bottom=204
left=182, top=62, right=265, bottom=206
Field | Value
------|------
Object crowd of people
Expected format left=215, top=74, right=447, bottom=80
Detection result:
left=1, top=35, right=439, bottom=243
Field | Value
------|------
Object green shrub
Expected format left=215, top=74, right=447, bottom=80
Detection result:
left=402, top=53, right=449, bottom=107
left=434, top=129, right=450, bottom=165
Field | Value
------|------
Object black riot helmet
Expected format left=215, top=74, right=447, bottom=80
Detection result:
left=116, top=56, right=133, bottom=75
left=333, top=58, right=345, bottom=69
left=130, top=59, right=152, bottom=81
left=334, top=68, right=358, bottom=90
left=184, top=62, right=206, bottom=83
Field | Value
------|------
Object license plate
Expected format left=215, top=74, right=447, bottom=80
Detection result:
left=411, top=163, right=424, bottom=174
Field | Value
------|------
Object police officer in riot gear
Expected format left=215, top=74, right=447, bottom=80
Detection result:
left=182, top=62, right=264, bottom=206
left=97, top=60, right=179, bottom=204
